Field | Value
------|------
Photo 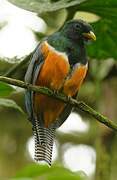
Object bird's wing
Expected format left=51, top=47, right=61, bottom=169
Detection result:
left=25, top=43, right=44, bottom=122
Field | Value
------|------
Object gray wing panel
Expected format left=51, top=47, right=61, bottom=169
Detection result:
left=25, top=44, right=42, bottom=83
left=25, top=43, right=44, bottom=122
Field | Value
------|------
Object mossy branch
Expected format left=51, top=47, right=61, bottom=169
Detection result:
left=0, top=75, right=117, bottom=131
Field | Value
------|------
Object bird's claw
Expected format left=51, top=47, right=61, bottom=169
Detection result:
left=67, top=95, right=72, bottom=102
left=53, top=90, right=59, bottom=95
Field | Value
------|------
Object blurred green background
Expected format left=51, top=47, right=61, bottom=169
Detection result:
left=0, top=0, right=117, bottom=179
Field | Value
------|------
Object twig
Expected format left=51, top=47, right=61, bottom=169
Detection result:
left=0, top=75, right=117, bottom=131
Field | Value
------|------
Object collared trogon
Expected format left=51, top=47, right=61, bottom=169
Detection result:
left=25, top=19, right=96, bottom=166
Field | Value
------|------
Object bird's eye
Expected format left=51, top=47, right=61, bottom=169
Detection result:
left=74, top=24, right=81, bottom=30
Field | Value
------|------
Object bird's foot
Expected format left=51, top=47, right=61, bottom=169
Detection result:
left=67, top=95, right=72, bottom=102
left=53, top=89, right=59, bottom=95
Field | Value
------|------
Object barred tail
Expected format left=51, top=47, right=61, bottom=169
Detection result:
left=33, top=121, right=55, bottom=166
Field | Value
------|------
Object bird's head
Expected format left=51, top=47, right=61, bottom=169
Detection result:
left=61, top=19, right=96, bottom=43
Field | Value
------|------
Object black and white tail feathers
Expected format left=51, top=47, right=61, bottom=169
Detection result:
left=32, top=118, right=55, bottom=166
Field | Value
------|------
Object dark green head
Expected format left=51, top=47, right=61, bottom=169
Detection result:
left=61, top=19, right=96, bottom=43
left=47, top=19, right=96, bottom=65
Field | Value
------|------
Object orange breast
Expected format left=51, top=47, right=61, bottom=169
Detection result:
left=33, top=42, right=88, bottom=128
left=37, top=41, right=70, bottom=90
left=34, top=41, right=70, bottom=127
left=63, top=63, right=88, bottom=96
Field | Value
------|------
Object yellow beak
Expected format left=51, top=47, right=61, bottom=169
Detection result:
left=83, top=31, right=96, bottom=41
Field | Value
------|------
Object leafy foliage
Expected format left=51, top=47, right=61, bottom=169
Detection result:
left=8, top=0, right=117, bottom=60
left=40, top=9, right=67, bottom=31
left=8, top=0, right=86, bottom=14
left=14, top=164, right=86, bottom=180
left=0, top=98, right=24, bottom=113
left=0, top=82, right=15, bottom=97
left=77, top=0, right=117, bottom=59
left=0, top=81, right=24, bottom=113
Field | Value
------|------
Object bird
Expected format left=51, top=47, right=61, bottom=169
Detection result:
left=25, top=19, right=96, bottom=166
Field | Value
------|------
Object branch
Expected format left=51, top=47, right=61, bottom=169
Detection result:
left=0, top=75, right=117, bottom=131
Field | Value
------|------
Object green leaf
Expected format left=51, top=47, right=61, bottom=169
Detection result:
left=0, top=98, right=24, bottom=113
left=15, top=164, right=49, bottom=178
left=76, top=0, right=117, bottom=59
left=15, top=164, right=86, bottom=180
left=0, top=59, right=13, bottom=74
left=40, top=9, right=67, bottom=31
left=87, top=19, right=117, bottom=59
left=0, top=82, right=15, bottom=97
left=8, top=0, right=87, bottom=14
left=89, top=59, right=115, bottom=80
